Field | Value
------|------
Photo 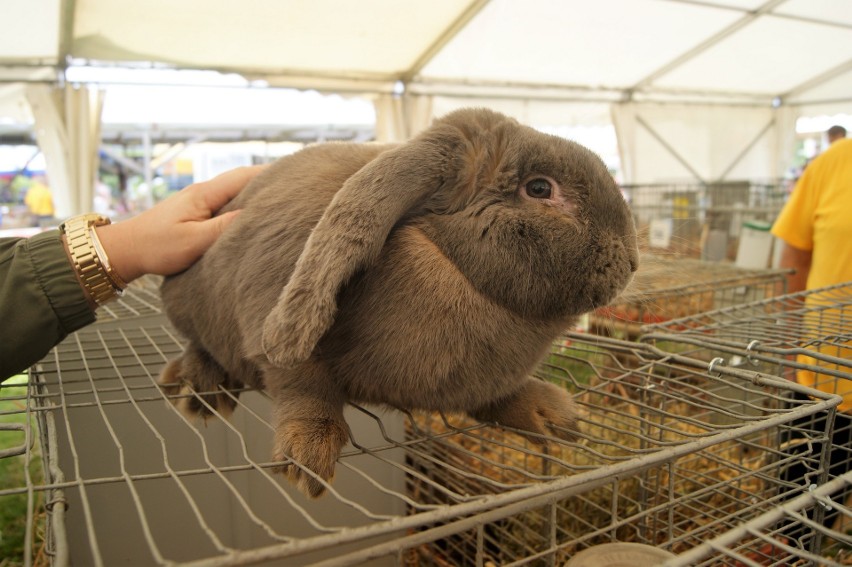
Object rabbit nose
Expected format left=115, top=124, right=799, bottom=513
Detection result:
left=629, top=250, right=639, bottom=272
left=617, top=236, right=639, bottom=273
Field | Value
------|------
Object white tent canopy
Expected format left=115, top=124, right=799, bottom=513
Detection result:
left=2, top=0, right=852, bottom=213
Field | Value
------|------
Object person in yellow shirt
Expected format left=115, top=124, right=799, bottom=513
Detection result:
left=827, top=124, right=846, bottom=145
left=24, top=176, right=55, bottom=227
left=772, top=137, right=852, bottom=541
left=773, top=137, right=852, bottom=402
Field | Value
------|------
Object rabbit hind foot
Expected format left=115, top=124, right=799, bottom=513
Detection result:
left=271, top=414, right=350, bottom=498
left=158, top=348, right=238, bottom=423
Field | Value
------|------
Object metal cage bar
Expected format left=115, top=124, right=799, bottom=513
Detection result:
left=663, top=470, right=852, bottom=566
left=642, top=280, right=852, bottom=375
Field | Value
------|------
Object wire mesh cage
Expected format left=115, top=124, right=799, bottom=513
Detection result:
left=640, top=275, right=852, bottom=391
left=641, top=281, right=852, bottom=386
left=660, top=470, right=852, bottom=566
left=623, top=181, right=786, bottom=260
left=1, top=315, right=844, bottom=566
left=588, top=255, right=789, bottom=339
left=94, top=275, right=164, bottom=322
left=641, top=281, right=852, bottom=565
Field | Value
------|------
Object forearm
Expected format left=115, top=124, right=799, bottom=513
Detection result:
left=779, top=241, right=812, bottom=294
left=0, top=231, right=96, bottom=379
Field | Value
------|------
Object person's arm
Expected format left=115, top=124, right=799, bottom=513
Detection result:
left=1, top=165, right=266, bottom=380
left=778, top=240, right=812, bottom=294
left=0, top=230, right=95, bottom=378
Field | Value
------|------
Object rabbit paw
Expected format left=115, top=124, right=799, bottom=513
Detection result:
left=473, top=379, right=578, bottom=443
left=158, top=352, right=237, bottom=422
left=272, top=417, right=350, bottom=498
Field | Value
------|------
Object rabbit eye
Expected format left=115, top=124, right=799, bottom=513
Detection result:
left=525, top=178, right=552, bottom=199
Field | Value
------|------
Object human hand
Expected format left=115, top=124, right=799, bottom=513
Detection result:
left=96, top=165, right=267, bottom=283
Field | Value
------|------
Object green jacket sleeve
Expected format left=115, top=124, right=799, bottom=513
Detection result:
left=1, top=230, right=96, bottom=380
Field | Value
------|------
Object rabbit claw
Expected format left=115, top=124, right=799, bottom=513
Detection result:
left=473, top=379, right=579, bottom=444
left=272, top=416, right=350, bottom=498
left=158, top=350, right=237, bottom=422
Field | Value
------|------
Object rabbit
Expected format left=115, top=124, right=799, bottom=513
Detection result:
left=159, top=107, right=639, bottom=498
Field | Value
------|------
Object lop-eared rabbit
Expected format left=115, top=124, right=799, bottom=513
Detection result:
left=160, top=108, right=638, bottom=497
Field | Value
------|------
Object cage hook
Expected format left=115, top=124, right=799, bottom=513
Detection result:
left=809, top=484, right=834, bottom=510
left=708, top=357, right=726, bottom=375
left=745, top=340, right=761, bottom=366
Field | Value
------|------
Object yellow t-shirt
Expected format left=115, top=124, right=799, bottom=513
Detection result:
left=771, top=138, right=852, bottom=411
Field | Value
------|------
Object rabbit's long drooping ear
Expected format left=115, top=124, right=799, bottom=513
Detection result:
left=262, top=117, right=473, bottom=368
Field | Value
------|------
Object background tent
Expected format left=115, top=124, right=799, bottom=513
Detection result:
left=1, top=0, right=851, bottom=214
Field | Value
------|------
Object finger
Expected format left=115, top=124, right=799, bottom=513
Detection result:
left=196, top=165, right=267, bottom=212
left=190, top=209, right=242, bottom=254
left=211, top=209, right=242, bottom=236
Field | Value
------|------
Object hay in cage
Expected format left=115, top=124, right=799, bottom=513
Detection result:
left=0, top=309, right=844, bottom=565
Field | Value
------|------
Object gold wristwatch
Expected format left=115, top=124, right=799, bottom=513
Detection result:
left=60, top=214, right=127, bottom=306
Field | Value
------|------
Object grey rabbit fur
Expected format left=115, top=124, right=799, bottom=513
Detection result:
left=159, top=107, right=639, bottom=498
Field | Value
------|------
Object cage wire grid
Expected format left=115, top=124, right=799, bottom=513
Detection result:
left=622, top=181, right=786, bottom=260
left=660, top=470, right=852, bottom=566
left=1, top=307, right=845, bottom=566
left=94, top=275, right=164, bottom=322
left=641, top=280, right=852, bottom=565
left=587, top=254, right=789, bottom=339
left=411, top=332, right=848, bottom=566
left=640, top=279, right=852, bottom=487
left=641, top=280, right=852, bottom=384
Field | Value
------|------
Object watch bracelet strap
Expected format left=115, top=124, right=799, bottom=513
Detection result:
left=90, top=226, right=128, bottom=290
left=62, top=215, right=126, bottom=305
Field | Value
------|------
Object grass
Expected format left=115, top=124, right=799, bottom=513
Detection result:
left=0, top=376, right=44, bottom=566
left=537, top=338, right=619, bottom=391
